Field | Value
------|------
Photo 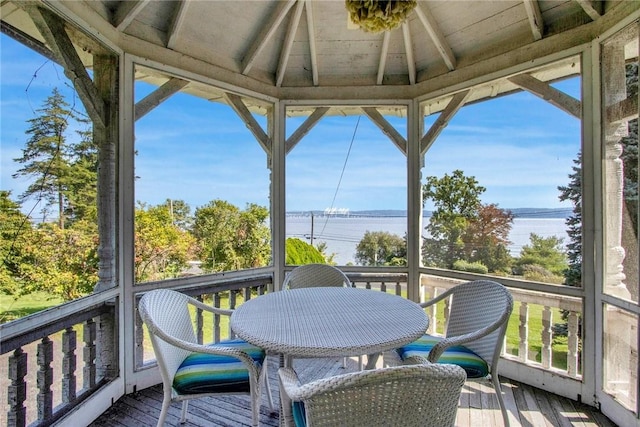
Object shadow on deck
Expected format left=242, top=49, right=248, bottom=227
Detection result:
left=91, top=353, right=617, bottom=427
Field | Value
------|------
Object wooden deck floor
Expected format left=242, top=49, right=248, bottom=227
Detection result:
left=91, top=353, right=617, bottom=427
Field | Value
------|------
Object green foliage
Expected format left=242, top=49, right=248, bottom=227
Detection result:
left=452, top=260, right=488, bottom=274
left=0, top=191, right=35, bottom=297
left=355, top=231, right=406, bottom=266
left=193, top=200, right=270, bottom=272
left=135, top=202, right=197, bottom=282
left=286, top=238, right=326, bottom=265
left=513, top=233, right=568, bottom=278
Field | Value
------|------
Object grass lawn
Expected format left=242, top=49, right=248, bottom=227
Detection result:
left=0, top=292, right=64, bottom=323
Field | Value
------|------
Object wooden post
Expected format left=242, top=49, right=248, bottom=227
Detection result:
left=7, top=348, right=27, bottom=427
left=36, top=337, right=54, bottom=422
left=62, top=327, right=77, bottom=403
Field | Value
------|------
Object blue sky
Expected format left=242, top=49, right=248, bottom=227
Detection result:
left=2, top=33, right=580, bottom=215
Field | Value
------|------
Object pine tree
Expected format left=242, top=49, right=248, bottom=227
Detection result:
left=558, top=153, right=582, bottom=287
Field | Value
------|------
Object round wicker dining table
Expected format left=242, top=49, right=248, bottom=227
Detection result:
left=230, top=287, right=429, bottom=370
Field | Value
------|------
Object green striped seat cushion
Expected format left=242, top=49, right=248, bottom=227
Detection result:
left=292, top=401, right=306, bottom=427
left=173, top=338, right=265, bottom=395
left=396, top=334, right=489, bottom=378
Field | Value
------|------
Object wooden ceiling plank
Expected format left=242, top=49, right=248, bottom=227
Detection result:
left=114, top=0, right=150, bottom=32
left=414, top=4, right=456, bottom=71
left=277, top=0, right=305, bottom=87
left=167, top=1, right=190, bottom=50
left=361, top=107, right=407, bottom=155
left=25, top=4, right=106, bottom=127
left=304, top=0, right=319, bottom=86
left=508, top=73, right=581, bottom=118
left=223, top=93, right=271, bottom=153
left=377, top=32, right=391, bottom=85
left=135, top=77, right=190, bottom=121
left=241, top=0, right=297, bottom=75
left=401, top=22, right=416, bottom=85
left=420, top=90, right=471, bottom=154
left=522, top=0, right=544, bottom=41
left=575, top=0, right=602, bottom=21
left=285, top=107, right=330, bottom=154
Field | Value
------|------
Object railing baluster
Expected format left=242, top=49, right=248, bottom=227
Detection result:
left=395, top=281, right=401, bottom=295
left=7, top=348, right=27, bottom=427
left=214, top=292, right=222, bottom=342
left=135, top=304, right=144, bottom=367
left=519, top=302, right=529, bottom=363
left=37, top=337, right=54, bottom=422
left=83, top=318, right=97, bottom=389
left=567, top=310, right=579, bottom=376
left=62, top=327, right=77, bottom=403
left=380, top=282, right=387, bottom=293
left=541, top=306, right=552, bottom=369
left=196, top=295, right=204, bottom=344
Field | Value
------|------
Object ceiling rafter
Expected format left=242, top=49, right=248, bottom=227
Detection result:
left=377, top=32, right=391, bottom=85
left=361, top=107, right=407, bottom=155
left=286, top=107, right=330, bottom=154
left=24, top=4, right=106, bottom=127
left=304, top=0, right=319, bottom=86
left=575, top=0, right=602, bottom=21
left=401, top=22, right=416, bottom=85
left=135, top=77, right=189, bottom=121
left=522, top=0, right=544, bottom=41
left=113, top=0, right=150, bottom=32
left=414, top=4, right=456, bottom=71
left=421, top=90, right=472, bottom=154
left=167, top=1, right=190, bottom=50
left=241, top=0, right=296, bottom=75
left=223, top=93, right=271, bottom=154
left=508, top=73, right=581, bottom=118
left=277, top=0, right=305, bottom=87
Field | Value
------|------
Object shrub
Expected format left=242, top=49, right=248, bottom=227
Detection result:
left=452, top=260, right=488, bottom=274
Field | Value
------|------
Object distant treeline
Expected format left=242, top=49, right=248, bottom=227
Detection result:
left=287, top=208, right=572, bottom=219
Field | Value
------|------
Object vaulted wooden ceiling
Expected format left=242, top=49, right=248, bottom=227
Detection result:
left=0, top=1, right=636, bottom=116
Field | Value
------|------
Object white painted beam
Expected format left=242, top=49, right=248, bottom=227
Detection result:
left=277, top=0, right=305, bottom=87
left=508, top=73, right=581, bottom=118
left=25, top=5, right=106, bottom=127
left=167, top=1, right=190, bottom=50
left=575, top=0, right=602, bottom=21
left=522, top=0, right=544, bottom=41
left=135, top=77, right=190, bottom=121
left=420, top=90, right=471, bottom=154
left=113, top=0, right=150, bottom=32
left=285, top=107, right=329, bottom=154
left=304, top=0, right=319, bottom=86
left=241, top=0, right=296, bottom=75
left=377, top=32, right=391, bottom=85
left=401, top=22, right=416, bottom=85
left=414, top=4, right=456, bottom=71
left=223, top=93, right=271, bottom=154
left=361, top=107, right=407, bottom=155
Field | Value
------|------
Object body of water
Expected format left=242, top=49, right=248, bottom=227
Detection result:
left=286, top=216, right=569, bottom=265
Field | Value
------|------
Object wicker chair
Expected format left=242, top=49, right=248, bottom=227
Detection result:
left=278, top=362, right=466, bottom=427
left=138, top=289, right=273, bottom=427
left=395, top=280, right=514, bottom=427
left=283, top=264, right=361, bottom=369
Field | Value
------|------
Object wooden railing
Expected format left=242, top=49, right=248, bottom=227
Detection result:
left=0, top=288, right=119, bottom=427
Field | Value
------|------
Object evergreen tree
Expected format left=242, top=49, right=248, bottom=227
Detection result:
left=558, top=153, right=582, bottom=287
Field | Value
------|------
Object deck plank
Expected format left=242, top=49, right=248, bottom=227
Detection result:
left=90, top=354, right=617, bottom=427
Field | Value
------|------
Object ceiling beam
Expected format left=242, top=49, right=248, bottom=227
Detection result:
left=377, top=32, right=391, bottom=85
left=135, top=77, right=190, bottom=121
left=113, top=0, right=150, bottom=32
left=508, top=73, right=581, bottom=118
left=522, top=0, right=544, bottom=41
left=420, top=90, right=471, bottom=154
left=304, top=0, right=319, bottom=86
left=242, top=0, right=296, bottom=75
left=361, top=107, right=407, bottom=155
left=606, top=97, right=638, bottom=125
left=401, top=22, right=416, bottom=85
left=167, top=1, right=190, bottom=50
left=223, top=93, right=271, bottom=154
left=285, top=107, right=330, bottom=154
left=575, top=0, right=602, bottom=21
left=277, top=0, right=305, bottom=87
left=24, top=4, right=106, bottom=127
left=414, top=4, right=456, bottom=71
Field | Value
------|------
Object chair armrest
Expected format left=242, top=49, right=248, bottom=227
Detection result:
left=188, top=296, right=234, bottom=317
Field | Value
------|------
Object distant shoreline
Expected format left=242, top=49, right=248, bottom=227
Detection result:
left=287, top=207, right=573, bottom=219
